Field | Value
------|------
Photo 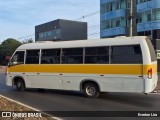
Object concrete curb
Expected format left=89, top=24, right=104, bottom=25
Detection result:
left=0, top=94, right=62, bottom=120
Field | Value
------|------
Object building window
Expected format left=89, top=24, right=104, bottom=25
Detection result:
left=137, top=9, right=160, bottom=23
left=101, top=3, right=111, bottom=13
left=38, top=29, right=61, bottom=39
left=112, top=2, right=116, bottom=11
left=101, top=17, right=127, bottom=30
left=41, top=49, right=60, bottom=64
left=116, top=19, right=121, bottom=27
left=101, top=20, right=111, bottom=30
left=120, top=17, right=126, bottom=26
left=111, top=18, right=121, bottom=28
left=48, top=31, right=52, bottom=36
left=120, top=0, right=127, bottom=9
left=146, top=11, right=152, bottom=21
left=101, top=4, right=106, bottom=14
left=154, top=9, right=160, bottom=21
left=127, top=0, right=130, bottom=9
left=111, top=20, right=116, bottom=28
left=138, top=14, right=142, bottom=23
left=137, top=0, right=151, bottom=4
left=39, top=33, right=43, bottom=38
left=56, top=29, right=61, bottom=34
left=85, top=47, right=109, bottom=64
left=101, top=1, right=123, bottom=14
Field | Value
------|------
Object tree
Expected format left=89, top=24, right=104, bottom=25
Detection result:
left=0, top=38, right=22, bottom=56
left=0, top=38, right=22, bottom=65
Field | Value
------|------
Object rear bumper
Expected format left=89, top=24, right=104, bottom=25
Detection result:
left=144, top=74, right=158, bottom=93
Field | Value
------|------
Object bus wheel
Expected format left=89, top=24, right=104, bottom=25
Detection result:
left=15, top=79, right=25, bottom=91
left=83, top=83, right=99, bottom=98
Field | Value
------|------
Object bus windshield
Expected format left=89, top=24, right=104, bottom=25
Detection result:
left=10, top=51, right=25, bottom=66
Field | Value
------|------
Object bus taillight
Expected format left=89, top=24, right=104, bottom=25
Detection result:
left=148, top=68, right=152, bottom=79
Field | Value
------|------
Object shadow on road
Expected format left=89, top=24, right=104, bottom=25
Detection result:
left=24, top=88, right=157, bottom=109
left=99, top=92, right=157, bottom=108
left=26, top=88, right=84, bottom=97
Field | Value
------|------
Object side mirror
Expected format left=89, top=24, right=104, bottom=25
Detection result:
left=8, top=61, right=18, bottom=67
left=13, top=62, right=18, bottom=65
left=8, top=62, right=11, bottom=67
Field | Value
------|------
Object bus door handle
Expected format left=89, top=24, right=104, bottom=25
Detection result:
left=37, top=73, right=40, bottom=75
left=139, top=76, right=143, bottom=78
left=60, top=74, right=63, bottom=75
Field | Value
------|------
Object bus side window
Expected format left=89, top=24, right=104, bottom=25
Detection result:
left=85, top=47, right=109, bottom=64
left=62, top=48, right=83, bottom=64
left=41, top=49, right=60, bottom=64
left=26, top=50, right=40, bottom=64
left=111, top=45, right=142, bottom=64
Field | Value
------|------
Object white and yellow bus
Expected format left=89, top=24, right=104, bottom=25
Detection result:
left=6, top=36, right=157, bottom=98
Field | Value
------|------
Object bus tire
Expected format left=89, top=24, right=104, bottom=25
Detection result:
left=83, top=83, right=99, bottom=98
left=15, top=79, right=25, bottom=91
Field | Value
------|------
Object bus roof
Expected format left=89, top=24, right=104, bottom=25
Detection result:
left=17, top=36, right=148, bottom=50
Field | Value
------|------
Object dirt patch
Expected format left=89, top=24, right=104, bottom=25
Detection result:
left=0, top=96, right=54, bottom=120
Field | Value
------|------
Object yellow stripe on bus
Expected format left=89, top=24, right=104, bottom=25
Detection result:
left=7, top=64, right=157, bottom=75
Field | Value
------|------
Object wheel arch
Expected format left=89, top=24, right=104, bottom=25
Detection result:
left=12, top=76, right=25, bottom=87
left=80, top=79, right=101, bottom=92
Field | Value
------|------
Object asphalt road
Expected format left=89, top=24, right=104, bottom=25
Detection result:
left=1, top=73, right=160, bottom=120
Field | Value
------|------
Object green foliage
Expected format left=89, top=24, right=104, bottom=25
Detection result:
left=0, top=38, right=22, bottom=56
left=0, top=38, right=34, bottom=65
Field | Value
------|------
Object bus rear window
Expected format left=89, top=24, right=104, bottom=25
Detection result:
left=146, top=38, right=157, bottom=62
left=111, top=45, right=143, bottom=64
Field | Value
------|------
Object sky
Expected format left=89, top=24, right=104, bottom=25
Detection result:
left=0, top=0, right=100, bottom=42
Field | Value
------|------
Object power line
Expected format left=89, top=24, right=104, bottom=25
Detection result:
left=88, top=24, right=100, bottom=31
left=17, top=10, right=100, bottom=41
left=88, top=24, right=100, bottom=28
left=18, top=34, right=35, bottom=41
left=75, top=11, right=100, bottom=21
left=88, top=32, right=100, bottom=36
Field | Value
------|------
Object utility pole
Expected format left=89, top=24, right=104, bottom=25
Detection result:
left=129, top=0, right=133, bottom=37
left=129, top=0, right=137, bottom=37
left=130, top=0, right=133, bottom=36
left=151, top=9, right=153, bottom=40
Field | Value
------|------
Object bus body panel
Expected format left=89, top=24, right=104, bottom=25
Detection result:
left=6, top=63, right=155, bottom=93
